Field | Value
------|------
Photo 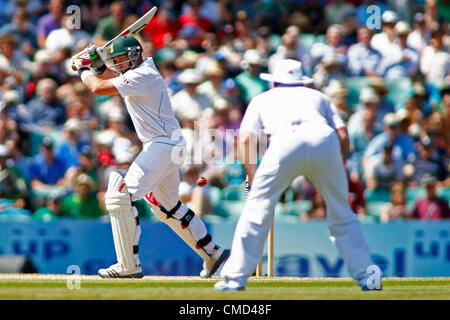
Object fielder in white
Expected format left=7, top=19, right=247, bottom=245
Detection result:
left=71, top=36, right=229, bottom=278
left=215, top=59, right=381, bottom=291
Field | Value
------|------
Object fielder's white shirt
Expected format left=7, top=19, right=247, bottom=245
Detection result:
left=110, top=58, right=182, bottom=144
left=240, top=86, right=345, bottom=136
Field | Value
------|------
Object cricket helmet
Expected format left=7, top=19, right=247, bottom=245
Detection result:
left=104, top=35, right=142, bottom=74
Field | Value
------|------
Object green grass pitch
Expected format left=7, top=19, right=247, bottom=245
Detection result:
left=0, top=275, right=449, bottom=300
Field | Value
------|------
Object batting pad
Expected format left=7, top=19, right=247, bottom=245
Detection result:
left=105, top=172, right=136, bottom=272
left=143, top=196, right=212, bottom=262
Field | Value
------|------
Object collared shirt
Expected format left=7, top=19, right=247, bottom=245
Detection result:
left=240, top=86, right=345, bottom=137
left=346, top=42, right=383, bottom=76
left=110, top=58, right=182, bottom=144
left=364, top=132, right=416, bottom=163
left=414, top=197, right=450, bottom=220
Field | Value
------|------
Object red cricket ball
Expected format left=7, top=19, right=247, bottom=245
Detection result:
left=196, top=176, right=207, bottom=187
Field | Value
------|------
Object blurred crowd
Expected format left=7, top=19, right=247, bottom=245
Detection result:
left=0, top=0, right=448, bottom=222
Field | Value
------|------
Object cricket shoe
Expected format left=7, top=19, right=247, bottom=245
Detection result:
left=98, top=263, right=144, bottom=278
left=200, top=247, right=230, bottom=278
left=213, top=280, right=245, bottom=291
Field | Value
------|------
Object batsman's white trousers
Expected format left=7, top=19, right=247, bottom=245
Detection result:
left=124, top=136, right=186, bottom=208
left=220, top=122, right=374, bottom=285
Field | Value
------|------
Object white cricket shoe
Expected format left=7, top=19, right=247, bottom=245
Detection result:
left=98, top=263, right=144, bottom=278
left=200, top=247, right=230, bottom=278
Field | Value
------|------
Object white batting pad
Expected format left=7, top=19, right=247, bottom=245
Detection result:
left=144, top=198, right=212, bottom=262
left=105, top=172, right=136, bottom=272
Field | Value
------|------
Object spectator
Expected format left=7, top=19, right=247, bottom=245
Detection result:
left=420, top=28, right=450, bottom=90
left=0, top=8, right=38, bottom=57
left=61, top=173, right=103, bottom=218
left=0, top=144, right=27, bottom=207
left=0, top=33, right=31, bottom=83
left=325, top=0, right=356, bottom=26
left=56, top=118, right=91, bottom=172
left=382, top=21, right=419, bottom=79
left=27, top=78, right=66, bottom=129
left=235, top=49, right=269, bottom=106
left=407, top=12, right=430, bottom=54
left=310, top=24, right=347, bottom=70
left=29, top=136, right=67, bottom=190
left=300, top=189, right=326, bottom=221
left=94, top=1, right=126, bottom=46
left=313, top=53, right=347, bottom=90
left=32, top=190, right=64, bottom=222
left=365, top=141, right=404, bottom=190
left=370, top=10, right=399, bottom=58
left=4, top=138, right=31, bottom=186
left=268, top=28, right=312, bottom=77
left=171, top=68, right=212, bottom=121
left=178, top=0, right=212, bottom=41
left=348, top=171, right=366, bottom=215
left=368, top=76, right=395, bottom=114
left=0, top=89, right=28, bottom=126
left=45, top=12, right=91, bottom=53
left=346, top=27, right=383, bottom=77
left=37, top=0, right=65, bottom=49
left=324, top=80, right=351, bottom=122
left=348, top=107, right=383, bottom=180
left=179, top=163, right=212, bottom=217
left=143, top=6, right=180, bottom=49
left=404, top=136, right=448, bottom=186
left=441, top=86, right=450, bottom=146
left=412, top=174, right=450, bottom=220
left=196, top=60, right=228, bottom=104
left=363, top=113, right=416, bottom=174
left=348, top=87, right=386, bottom=137
left=380, top=182, right=410, bottom=223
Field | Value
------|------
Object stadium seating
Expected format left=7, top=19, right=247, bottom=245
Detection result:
left=364, top=188, right=391, bottom=203
left=345, top=77, right=373, bottom=109
left=406, top=186, right=426, bottom=206
left=438, top=187, right=450, bottom=202
left=221, top=185, right=246, bottom=201
left=365, top=201, right=388, bottom=220
left=385, top=77, right=413, bottom=111
left=283, top=200, right=312, bottom=217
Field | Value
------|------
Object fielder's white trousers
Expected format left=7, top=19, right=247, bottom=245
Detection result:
left=220, top=122, right=374, bottom=286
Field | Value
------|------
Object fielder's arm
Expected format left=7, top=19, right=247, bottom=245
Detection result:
left=335, top=127, right=350, bottom=165
left=81, top=70, right=119, bottom=96
left=238, top=131, right=258, bottom=183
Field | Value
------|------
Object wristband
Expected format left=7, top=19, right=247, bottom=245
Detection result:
left=80, top=70, right=97, bottom=85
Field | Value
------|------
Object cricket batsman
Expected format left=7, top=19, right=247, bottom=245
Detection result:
left=215, top=59, right=381, bottom=291
left=71, top=36, right=229, bottom=278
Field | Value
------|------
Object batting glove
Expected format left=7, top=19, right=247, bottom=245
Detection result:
left=71, top=46, right=94, bottom=75
left=71, top=44, right=106, bottom=75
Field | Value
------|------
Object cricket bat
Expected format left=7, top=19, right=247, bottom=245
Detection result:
left=96, top=6, right=157, bottom=61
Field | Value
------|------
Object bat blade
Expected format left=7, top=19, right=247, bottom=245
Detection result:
left=101, top=6, right=157, bottom=49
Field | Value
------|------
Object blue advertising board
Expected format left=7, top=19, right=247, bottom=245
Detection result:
left=0, top=218, right=449, bottom=277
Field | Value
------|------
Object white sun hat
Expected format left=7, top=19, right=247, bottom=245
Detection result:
left=259, top=59, right=313, bottom=85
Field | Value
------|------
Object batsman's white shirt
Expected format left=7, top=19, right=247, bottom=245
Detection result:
left=110, top=58, right=186, bottom=206
left=220, top=85, right=374, bottom=286
left=110, top=58, right=181, bottom=144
